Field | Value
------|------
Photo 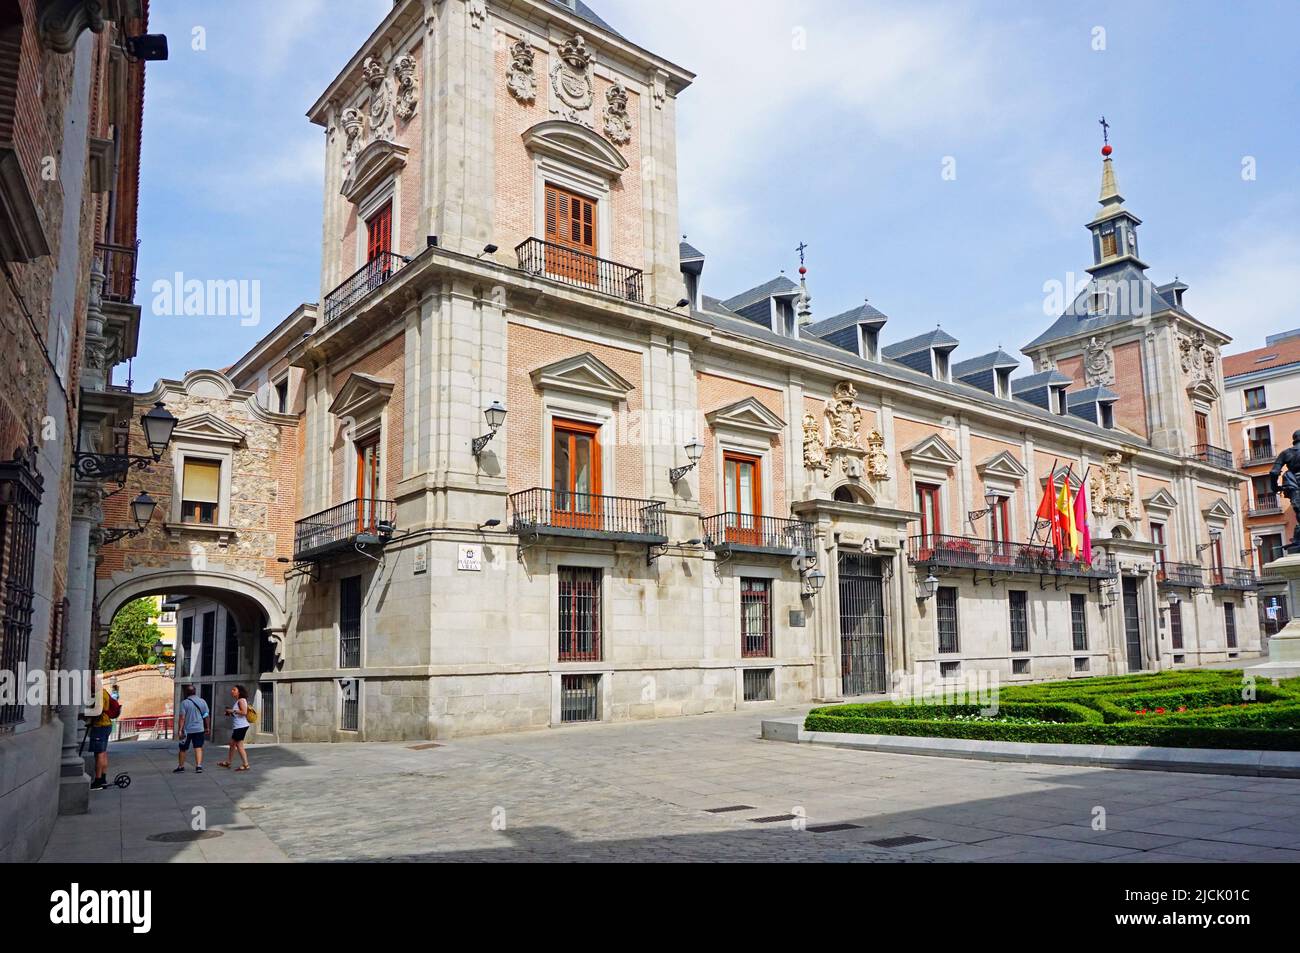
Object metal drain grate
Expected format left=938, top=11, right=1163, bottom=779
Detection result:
left=146, top=830, right=224, bottom=843
left=406, top=743, right=444, bottom=751
left=749, top=814, right=798, bottom=823
left=807, top=823, right=863, bottom=833
left=704, top=805, right=756, bottom=813
left=867, top=834, right=932, bottom=848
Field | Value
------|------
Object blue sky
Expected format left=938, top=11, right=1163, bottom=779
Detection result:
left=130, top=0, right=1300, bottom=387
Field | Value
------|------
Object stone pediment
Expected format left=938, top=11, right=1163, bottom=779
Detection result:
left=1202, top=498, right=1234, bottom=522
left=329, top=373, right=394, bottom=420
left=522, top=120, right=629, bottom=179
left=705, top=397, right=785, bottom=437
left=172, top=413, right=246, bottom=447
left=1186, top=378, right=1219, bottom=403
left=341, top=139, right=410, bottom=203
left=1143, top=488, right=1179, bottom=512
left=976, top=450, right=1028, bottom=482
left=901, top=433, right=961, bottom=470
left=530, top=352, right=634, bottom=402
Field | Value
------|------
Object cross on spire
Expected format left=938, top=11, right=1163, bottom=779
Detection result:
left=1099, top=115, right=1110, bottom=145
left=795, top=241, right=808, bottom=268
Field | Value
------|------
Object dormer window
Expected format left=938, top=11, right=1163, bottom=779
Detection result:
left=860, top=326, right=879, bottom=361
left=1088, top=288, right=1110, bottom=315
left=996, top=368, right=1012, bottom=399
left=933, top=349, right=950, bottom=382
left=1052, top=386, right=1068, bottom=415
left=1100, top=403, right=1115, bottom=429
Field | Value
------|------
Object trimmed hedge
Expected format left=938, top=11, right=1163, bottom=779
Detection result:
left=804, top=670, right=1300, bottom=750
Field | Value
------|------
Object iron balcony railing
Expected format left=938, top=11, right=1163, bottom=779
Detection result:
left=1157, top=561, right=1206, bottom=589
left=1191, top=444, right=1235, bottom=470
left=1212, top=567, right=1260, bottom=591
left=95, top=241, right=138, bottom=304
left=1250, top=493, right=1282, bottom=517
left=323, top=251, right=410, bottom=324
left=702, top=513, right=816, bottom=556
left=294, top=498, right=396, bottom=561
left=1240, top=448, right=1276, bottom=468
left=907, top=534, right=1118, bottom=579
left=509, top=488, right=667, bottom=542
left=515, top=238, right=644, bottom=303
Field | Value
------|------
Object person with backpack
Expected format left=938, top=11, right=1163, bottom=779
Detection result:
left=86, top=684, right=121, bottom=791
left=173, top=684, right=210, bottom=774
left=217, top=685, right=254, bottom=771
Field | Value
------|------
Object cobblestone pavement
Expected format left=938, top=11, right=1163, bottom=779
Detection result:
left=40, top=704, right=1300, bottom=862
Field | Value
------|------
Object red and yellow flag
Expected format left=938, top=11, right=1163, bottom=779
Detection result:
left=1056, top=479, right=1081, bottom=558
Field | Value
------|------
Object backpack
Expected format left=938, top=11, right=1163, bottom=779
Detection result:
left=106, top=695, right=123, bottom=719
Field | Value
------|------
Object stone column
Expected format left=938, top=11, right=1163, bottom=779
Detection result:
left=1250, top=553, right=1300, bottom=678
left=58, top=484, right=101, bottom=815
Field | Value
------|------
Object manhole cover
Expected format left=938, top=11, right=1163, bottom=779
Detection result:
left=146, top=830, right=224, bottom=843
left=808, top=823, right=863, bottom=833
left=868, top=834, right=932, bottom=848
left=704, top=805, right=755, bottom=814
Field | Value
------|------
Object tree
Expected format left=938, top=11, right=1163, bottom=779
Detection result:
left=100, top=598, right=164, bottom=673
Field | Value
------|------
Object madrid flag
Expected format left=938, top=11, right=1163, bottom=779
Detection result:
left=1056, top=479, right=1081, bottom=558
left=1073, top=476, right=1093, bottom=564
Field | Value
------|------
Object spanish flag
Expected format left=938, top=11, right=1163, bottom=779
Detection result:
left=1056, top=479, right=1081, bottom=558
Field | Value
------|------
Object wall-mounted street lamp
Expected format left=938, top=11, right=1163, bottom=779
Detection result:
left=152, top=639, right=175, bottom=678
left=73, top=401, right=178, bottom=486
left=916, top=573, right=940, bottom=601
left=802, top=566, right=826, bottom=596
left=967, top=490, right=1005, bottom=525
left=472, top=401, right=508, bottom=456
left=100, top=491, right=158, bottom=545
left=1196, top=528, right=1222, bottom=555
left=669, top=439, right=705, bottom=484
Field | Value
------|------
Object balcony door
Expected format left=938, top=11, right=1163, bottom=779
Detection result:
left=552, top=419, right=601, bottom=530
left=916, top=482, right=942, bottom=553
left=1194, top=411, right=1209, bottom=448
left=723, top=452, right=763, bottom=545
left=365, top=201, right=393, bottom=287
left=356, top=437, right=381, bottom=533
left=544, top=183, right=598, bottom=286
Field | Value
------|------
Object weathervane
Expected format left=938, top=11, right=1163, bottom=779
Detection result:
left=1098, top=116, right=1112, bottom=156
left=796, top=241, right=808, bottom=271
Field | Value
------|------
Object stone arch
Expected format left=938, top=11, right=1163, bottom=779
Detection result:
left=97, top=564, right=286, bottom=634
left=832, top=482, right=874, bottom=505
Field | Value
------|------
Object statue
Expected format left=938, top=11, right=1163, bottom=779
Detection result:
left=825, top=381, right=862, bottom=450
left=1270, top=430, right=1300, bottom=552
left=802, top=414, right=827, bottom=472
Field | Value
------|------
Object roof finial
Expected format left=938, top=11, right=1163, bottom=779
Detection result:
left=795, top=241, right=812, bottom=324
left=1099, top=115, right=1112, bottom=156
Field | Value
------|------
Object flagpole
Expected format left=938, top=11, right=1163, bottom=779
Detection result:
left=1030, top=458, right=1060, bottom=545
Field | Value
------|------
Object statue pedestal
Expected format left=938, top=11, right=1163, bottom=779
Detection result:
left=1250, top=554, right=1300, bottom=679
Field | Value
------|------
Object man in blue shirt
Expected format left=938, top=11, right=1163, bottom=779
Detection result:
left=174, top=684, right=210, bottom=773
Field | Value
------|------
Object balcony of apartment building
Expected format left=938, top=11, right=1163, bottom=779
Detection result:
left=1190, top=444, right=1236, bottom=470
left=1249, top=492, right=1283, bottom=518
left=509, top=488, right=667, bottom=547
left=93, top=241, right=142, bottom=369
left=700, top=513, right=817, bottom=559
left=293, top=498, right=396, bottom=562
left=906, top=534, right=1119, bottom=583
left=515, top=238, right=644, bottom=303
left=1211, top=566, right=1260, bottom=592
left=1239, top=438, right=1276, bottom=470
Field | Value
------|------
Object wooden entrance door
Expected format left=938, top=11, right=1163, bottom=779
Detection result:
left=544, top=183, right=599, bottom=286
left=552, top=419, right=602, bottom=530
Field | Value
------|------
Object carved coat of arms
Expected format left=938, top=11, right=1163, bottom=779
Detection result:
left=1083, top=336, right=1114, bottom=387
left=1090, top=451, right=1140, bottom=520
left=825, top=381, right=862, bottom=451
left=550, top=34, right=594, bottom=125
left=802, top=414, right=827, bottom=472
left=506, top=39, right=536, bottom=104
left=602, top=79, right=632, bottom=145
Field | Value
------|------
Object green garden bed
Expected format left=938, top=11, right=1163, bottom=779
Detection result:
left=804, top=670, right=1300, bottom=751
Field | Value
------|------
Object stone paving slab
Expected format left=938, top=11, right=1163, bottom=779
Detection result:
left=35, top=704, right=1300, bottom=863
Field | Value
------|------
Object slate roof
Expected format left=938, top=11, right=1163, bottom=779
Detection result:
left=720, top=275, right=799, bottom=313
left=688, top=300, right=1135, bottom=445
left=1024, top=261, right=1180, bottom=350
left=952, top=349, right=1020, bottom=377
left=1011, top=370, right=1073, bottom=393
left=679, top=240, right=705, bottom=262
left=1067, top=386, right=1119, bottom=406
left=547, top=0, right=622, bottom=36
left=804, top=302, right=889, bottom=338
left=881, top=328, right=960, bottom=359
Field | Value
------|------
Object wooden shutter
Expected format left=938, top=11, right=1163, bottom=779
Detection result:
left=366, top=202, right=392, bottom=262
